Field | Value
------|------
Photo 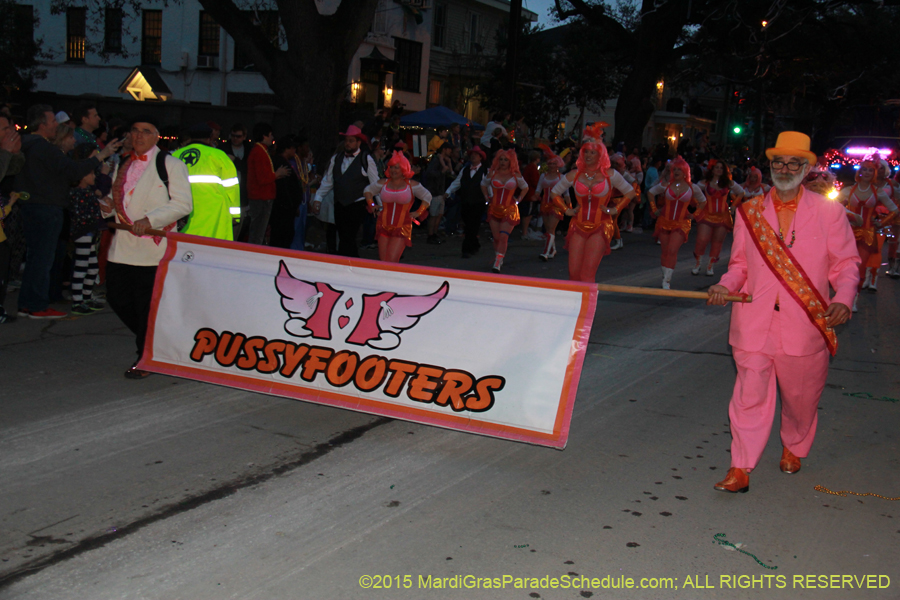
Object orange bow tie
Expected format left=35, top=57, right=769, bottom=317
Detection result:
left=128, top=152, right=148, bottom=162
left=772, top=191, right=799, bottom=213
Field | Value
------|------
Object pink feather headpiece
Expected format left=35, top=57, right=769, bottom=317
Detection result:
left=538, top=143, right=564, bottom=168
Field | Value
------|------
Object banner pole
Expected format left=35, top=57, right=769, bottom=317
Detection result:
left=595, top=283, right=751, bottom=304
left=107, top=222, right=749, bottom=304
left=108, top=222, right=170, bottom=238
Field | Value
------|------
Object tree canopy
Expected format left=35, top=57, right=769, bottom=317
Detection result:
left=546, top=0, right=900, bottom=150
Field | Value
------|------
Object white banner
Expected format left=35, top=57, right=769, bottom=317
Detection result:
left=141, top=234, right=597, bottom=448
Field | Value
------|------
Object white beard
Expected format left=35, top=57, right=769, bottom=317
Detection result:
left=770, top=169, right=805, bottom=192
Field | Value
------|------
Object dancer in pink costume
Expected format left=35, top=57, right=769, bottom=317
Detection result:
left=836, top=157, right=898, bottom=310
left=741, top=166, right=769, bottom=202
left=647, top=157, right=706, bottom=289
left=874, top=159, right=899, bottom=282
left=535, top=144, right=566, bottom=261
left=363, top=151, right=432, bottom=263
left=481, top=149, right=528, bottom=273
left=549, top=124, right=635, bottom=282
left=692, top=160, right=744, bottom=277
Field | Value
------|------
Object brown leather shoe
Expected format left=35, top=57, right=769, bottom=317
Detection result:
left=714, top=467, right=749, bottom=493
left=780, top=447, right=801, bottom=474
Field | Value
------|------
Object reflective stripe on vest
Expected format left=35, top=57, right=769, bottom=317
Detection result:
left=188, top=174, right=240, bottom=187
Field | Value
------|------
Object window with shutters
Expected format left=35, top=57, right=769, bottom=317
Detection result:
left=141, top=10, right=163, bottom=65
left=371, top=0, right=388, bottom=35
left=468, top=13, right=481, bottom=53
left=104, top=8, right=123, bottom=53
left=428, top=80, right=441, bottom=105
left=432, top=4, right=446, bottom=48
left=198, top=12, right=220, bottom=58
left=393, top=37, right=422, bottom=93
left=66, top=7, right=86, bottom=62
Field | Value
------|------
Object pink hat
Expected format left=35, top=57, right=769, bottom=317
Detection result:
left=339, top=124, right=365, bottom=139
left=469, top=146, right=487, bottom=160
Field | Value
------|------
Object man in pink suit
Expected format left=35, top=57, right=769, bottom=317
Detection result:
left=707, top=132, right=860, bottom=493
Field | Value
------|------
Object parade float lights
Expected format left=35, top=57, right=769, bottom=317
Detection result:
left=844, top=146, right=892, bottom=157
left=824, top=148, right=900, bottom=170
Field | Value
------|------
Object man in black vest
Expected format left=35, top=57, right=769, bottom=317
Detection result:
left=313, top=125, right=379, bottom=257
left=445, top=146, right=489, bottom=258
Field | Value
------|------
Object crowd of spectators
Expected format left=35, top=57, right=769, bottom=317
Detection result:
left=0, top=101, right=818, bottom=329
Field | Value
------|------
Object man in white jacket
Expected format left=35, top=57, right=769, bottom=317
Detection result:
left=99, top=115, right=193, bottom=379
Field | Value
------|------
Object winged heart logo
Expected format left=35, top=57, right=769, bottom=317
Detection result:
left=274, top=260, right=449, bottom=351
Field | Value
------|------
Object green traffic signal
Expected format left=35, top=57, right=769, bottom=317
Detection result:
left=732, top=125, right=742, bottom=134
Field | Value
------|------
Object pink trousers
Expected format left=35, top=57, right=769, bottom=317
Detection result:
left=728, top=311, right=830, bottom=470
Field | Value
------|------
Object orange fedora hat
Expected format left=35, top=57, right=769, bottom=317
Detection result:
left=765, top=131, right=816, bottom=163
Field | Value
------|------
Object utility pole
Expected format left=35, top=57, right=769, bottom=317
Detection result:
left=505, top=0, right=522, bottom=113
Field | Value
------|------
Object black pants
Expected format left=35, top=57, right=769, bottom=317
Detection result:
left=460, top=202, right=485, bottom=255
left=106, top=262, right=157, bottom=359
left=269, top=201, right=300, bottom=249
left=334, top=200, right=367, bottom=257
left=0, top=240, right=10, bottom=307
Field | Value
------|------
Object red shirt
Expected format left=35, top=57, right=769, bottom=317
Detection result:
left=247, top=143, right=277, bottom=200
left=522, top=163, right=540, bottom=202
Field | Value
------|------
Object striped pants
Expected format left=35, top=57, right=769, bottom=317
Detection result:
left=72, top=234, right=98, bottom=304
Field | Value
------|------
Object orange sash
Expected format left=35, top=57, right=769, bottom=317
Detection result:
left=738, top=196, right=837, bottom=356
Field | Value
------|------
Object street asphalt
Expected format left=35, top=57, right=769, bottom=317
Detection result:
left=0, top=224, right=898, bottom=600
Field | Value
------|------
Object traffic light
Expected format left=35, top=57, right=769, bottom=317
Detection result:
left=732, top=124, right=742, bottom=135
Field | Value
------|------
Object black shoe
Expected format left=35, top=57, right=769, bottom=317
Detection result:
left=427, top=235, right=441, bottom=245
left=124, top=361, right=151, bottom=379
left=71, top=303, right=93, bottom=316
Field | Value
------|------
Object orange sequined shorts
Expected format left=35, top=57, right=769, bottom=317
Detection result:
left=540, top=199, right=566, bottom=220
left=565, top=219, right=615, bottom=255
left=695, top=209, right=733, bottom=230
left=377, top=220, right=413, bottom=247
left=654, top=216, right=692, bottom=239
left=488, top=203, right=520, bottom=226
left=853, top=226, right=878, bottom=254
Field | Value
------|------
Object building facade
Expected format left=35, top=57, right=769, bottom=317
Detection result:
left=428, top=0, right=536, bottom=124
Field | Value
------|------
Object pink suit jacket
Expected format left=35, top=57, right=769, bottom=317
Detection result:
left=718, top=187, right=860, bottom=357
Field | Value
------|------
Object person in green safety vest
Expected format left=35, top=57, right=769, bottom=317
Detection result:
left=174, top=123, right=240, bottom=240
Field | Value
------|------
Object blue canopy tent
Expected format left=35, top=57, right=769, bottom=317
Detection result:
left=399, top=106, right=484, bottom=130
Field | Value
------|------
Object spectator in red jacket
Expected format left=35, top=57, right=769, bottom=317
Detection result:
left=520, top=150, right=542, bottom=240
left=246, top=122, right=289, bottom=245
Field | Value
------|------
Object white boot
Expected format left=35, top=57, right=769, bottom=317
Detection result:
left=549, top=236, right=557, bottom=258
left=540, top=234, right=554, bottom=261
left=691, top=260, right=701, bottom=276
left=852, top=293, right=858, bottom=313
left=492, top=253, right=504, bottom=273
left=661, top=267, right=674, bottom=290
left=890, top=259, right=900, bottom=278
left=870, top=274, right=878, bottom=292
left=706, top=261, right=715, bottom=276
left=862, top=269, right=872, bottom=289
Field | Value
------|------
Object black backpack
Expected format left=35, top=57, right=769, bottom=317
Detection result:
left=152, top=150, right=190, bottom=231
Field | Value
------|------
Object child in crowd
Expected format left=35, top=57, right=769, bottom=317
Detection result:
left=68, top=146, right=108, bottom=316
left=0, top=192, right=21, bottom=323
